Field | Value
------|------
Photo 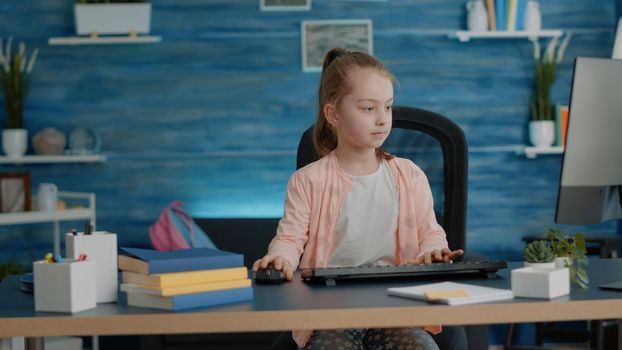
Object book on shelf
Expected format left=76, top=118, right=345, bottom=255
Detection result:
left=560, top=105, right=569, bottom=146
left=388, top=281, right=514, bottom=306
left=495, top=0, right=506, bottom=31
left=553, top=104, right=570, bottom=147
left=118, top=247, right=244, bottom=274
left=121, top=278, right=252, bottom=297
left=515, top=0, right=526, bottom=31
left=121, top=266, right=248, bottom=288
left=485, top=0, right=497, bottom=31
left=126, top=286, right=253, bottom=311
left=506, top=0, right=518, bottom=31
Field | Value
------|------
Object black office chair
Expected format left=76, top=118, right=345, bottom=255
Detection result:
left=271, top=106, right=485, bottom=350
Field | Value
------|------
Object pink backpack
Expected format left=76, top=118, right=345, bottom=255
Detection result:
left=148, top=201, right=216, bottom=251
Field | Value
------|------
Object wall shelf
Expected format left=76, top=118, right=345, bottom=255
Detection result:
left=449, top=30, right=564, bottom=42
left=517, top=146, right=564, bottom=159
left=0, top=154, right=107, bottom=164
left=0, top=192, right=96, bottom=255
left=48, top=35, right=162, bottom=46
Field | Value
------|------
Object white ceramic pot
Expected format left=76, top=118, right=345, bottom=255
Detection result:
left=466, top=0, right=489, bottom=31
left=524, top=261, right=556, bottom=269
left=524, top=0, right=542, bottom=32
left=37, top=183, right=58, bottom=211
left=529, top=120, right=555, bottom=147
left=2, top=129, right=28, bottom=158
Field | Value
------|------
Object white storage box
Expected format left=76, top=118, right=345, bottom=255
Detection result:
left=511, top=266, right=570, bottom=299
left=66, top=231, right=118, bottom=303
left=74, top=3, right=151, bottom=36
left=34, top=259, right=96, bottom=313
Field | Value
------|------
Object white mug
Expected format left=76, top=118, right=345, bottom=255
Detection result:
left=37, top=183, right=58, bottom=211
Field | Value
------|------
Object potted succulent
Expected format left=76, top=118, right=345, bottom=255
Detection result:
left=74, top=0, right=152, bottom=37
left=513, top=239, right=570, bottom=299
left=523, top=240, right=555, bottom=268
left=0, top=37, right=38, bottom=158
left=528, top=33, right=572, bottom=147
left=546, top=228, right=588, bottom=288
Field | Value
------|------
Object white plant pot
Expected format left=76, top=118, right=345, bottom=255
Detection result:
left=529, top=120, right=555, bottom=147
left=2, top=129, right=28, bottom=158
left=74, top=3, right=152, bottom=36
left=512, top=266, right=570, bottom=299
left=524, top=261, right=556, bottom=269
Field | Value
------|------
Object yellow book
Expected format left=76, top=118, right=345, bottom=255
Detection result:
left=506, top=0, right=518, bottom=32
left=121, top=278, right=252, bottom=297
left=122, top=267, right=248, bottom=287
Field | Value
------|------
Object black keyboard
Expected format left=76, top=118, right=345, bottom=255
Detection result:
left=301, top=260, right=508, bottom=286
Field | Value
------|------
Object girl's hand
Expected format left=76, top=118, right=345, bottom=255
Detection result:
left=252, top=255, right=294, bottom=281
left=410, top=248, right=464, bottom=265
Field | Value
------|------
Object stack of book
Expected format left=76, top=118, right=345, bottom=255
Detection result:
left=118, top=247, right=252, bottom=311
left=484, top=0, right=528, bottom=32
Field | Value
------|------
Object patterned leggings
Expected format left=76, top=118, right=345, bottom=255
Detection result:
left=300, top=328, right=440, bottom=350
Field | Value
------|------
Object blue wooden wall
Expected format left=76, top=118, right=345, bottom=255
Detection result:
left=0, top=1, right=618, bottom=268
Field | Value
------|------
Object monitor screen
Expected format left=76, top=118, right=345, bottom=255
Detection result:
left=555, top=57, right=622, bottom=225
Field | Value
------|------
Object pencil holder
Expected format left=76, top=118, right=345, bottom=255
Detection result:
left=66, top=231, right=118, bottom=303
left=34, top=259, right=96, bottom=313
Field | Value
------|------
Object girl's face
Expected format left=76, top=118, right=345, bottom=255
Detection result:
left=326, top=68, right=393, bottom=153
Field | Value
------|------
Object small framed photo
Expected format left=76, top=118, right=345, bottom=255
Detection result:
left=0, top=172, right=31, bottom=212
left=260, top=0, right=311, bottom=11
left=301, top=19, right=373, bottom=72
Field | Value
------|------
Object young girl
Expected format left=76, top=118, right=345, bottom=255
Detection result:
left=252, top=48, right=464, bottom=350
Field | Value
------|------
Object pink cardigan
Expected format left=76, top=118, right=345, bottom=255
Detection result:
left=267, top=151, right=448, bottom=347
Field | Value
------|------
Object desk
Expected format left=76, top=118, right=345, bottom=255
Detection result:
left=2, top=259, right=622, bottom=350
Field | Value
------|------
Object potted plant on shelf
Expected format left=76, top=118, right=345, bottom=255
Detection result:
left=528, top=33, right=572, bottom=148
left=74, top=0, right=152, bottom=37
left=0, top=37, right=38, bottom=158
left=546, top=228, right=589, bottom=288
left=523, top=240, right=555, bottom=268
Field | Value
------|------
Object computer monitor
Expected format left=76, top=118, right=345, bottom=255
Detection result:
left=555, top=57, right=622, bottom=225
left=613, top=17, right=622, bottom=59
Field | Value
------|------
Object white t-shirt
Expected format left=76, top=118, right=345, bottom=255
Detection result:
left=328, top=159, right=399, bottom=267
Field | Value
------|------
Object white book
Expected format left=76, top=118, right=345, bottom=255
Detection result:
left=388, top=281, right=514, bottom=306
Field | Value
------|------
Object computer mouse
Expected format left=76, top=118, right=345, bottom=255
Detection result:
left=253, top=266, right=286, bottom=284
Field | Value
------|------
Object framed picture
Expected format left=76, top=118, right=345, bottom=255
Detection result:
left=301, top=19, right=373, bottom=72
left=260, top=0, right=311, bottom=11
left=0, top=172, right=31, bottom=212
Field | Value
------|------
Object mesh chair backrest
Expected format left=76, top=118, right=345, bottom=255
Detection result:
left=383, top=128, right=445, bottom=225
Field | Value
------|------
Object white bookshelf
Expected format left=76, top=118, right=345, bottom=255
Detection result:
left=0, top=192, right=96, bottom=255
left=450, top=30, right=564, bottom=42
left=0, top=154, right=106, bottom=164
left=517, top=146, right=564, bottom=159
left=48, top=35, right=162, bottom=46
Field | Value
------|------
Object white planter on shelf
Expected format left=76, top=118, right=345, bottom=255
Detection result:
left=529, top=120, right=555, bottom=147
left=74, top=3, right=152, bottom=36
left=512, top=266, right=569, bottom=299
left=2, top=129, right=28, bottom=158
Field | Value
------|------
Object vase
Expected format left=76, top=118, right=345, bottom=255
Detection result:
left=2, top=129, right=28, bottom=158
left=524, top=0, right=542, bottom=32
left=466, top=0, right=489, bottom=31
left=33, top=128, right=66, bottom=155
left=529, top=120, right=555, bottom=147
